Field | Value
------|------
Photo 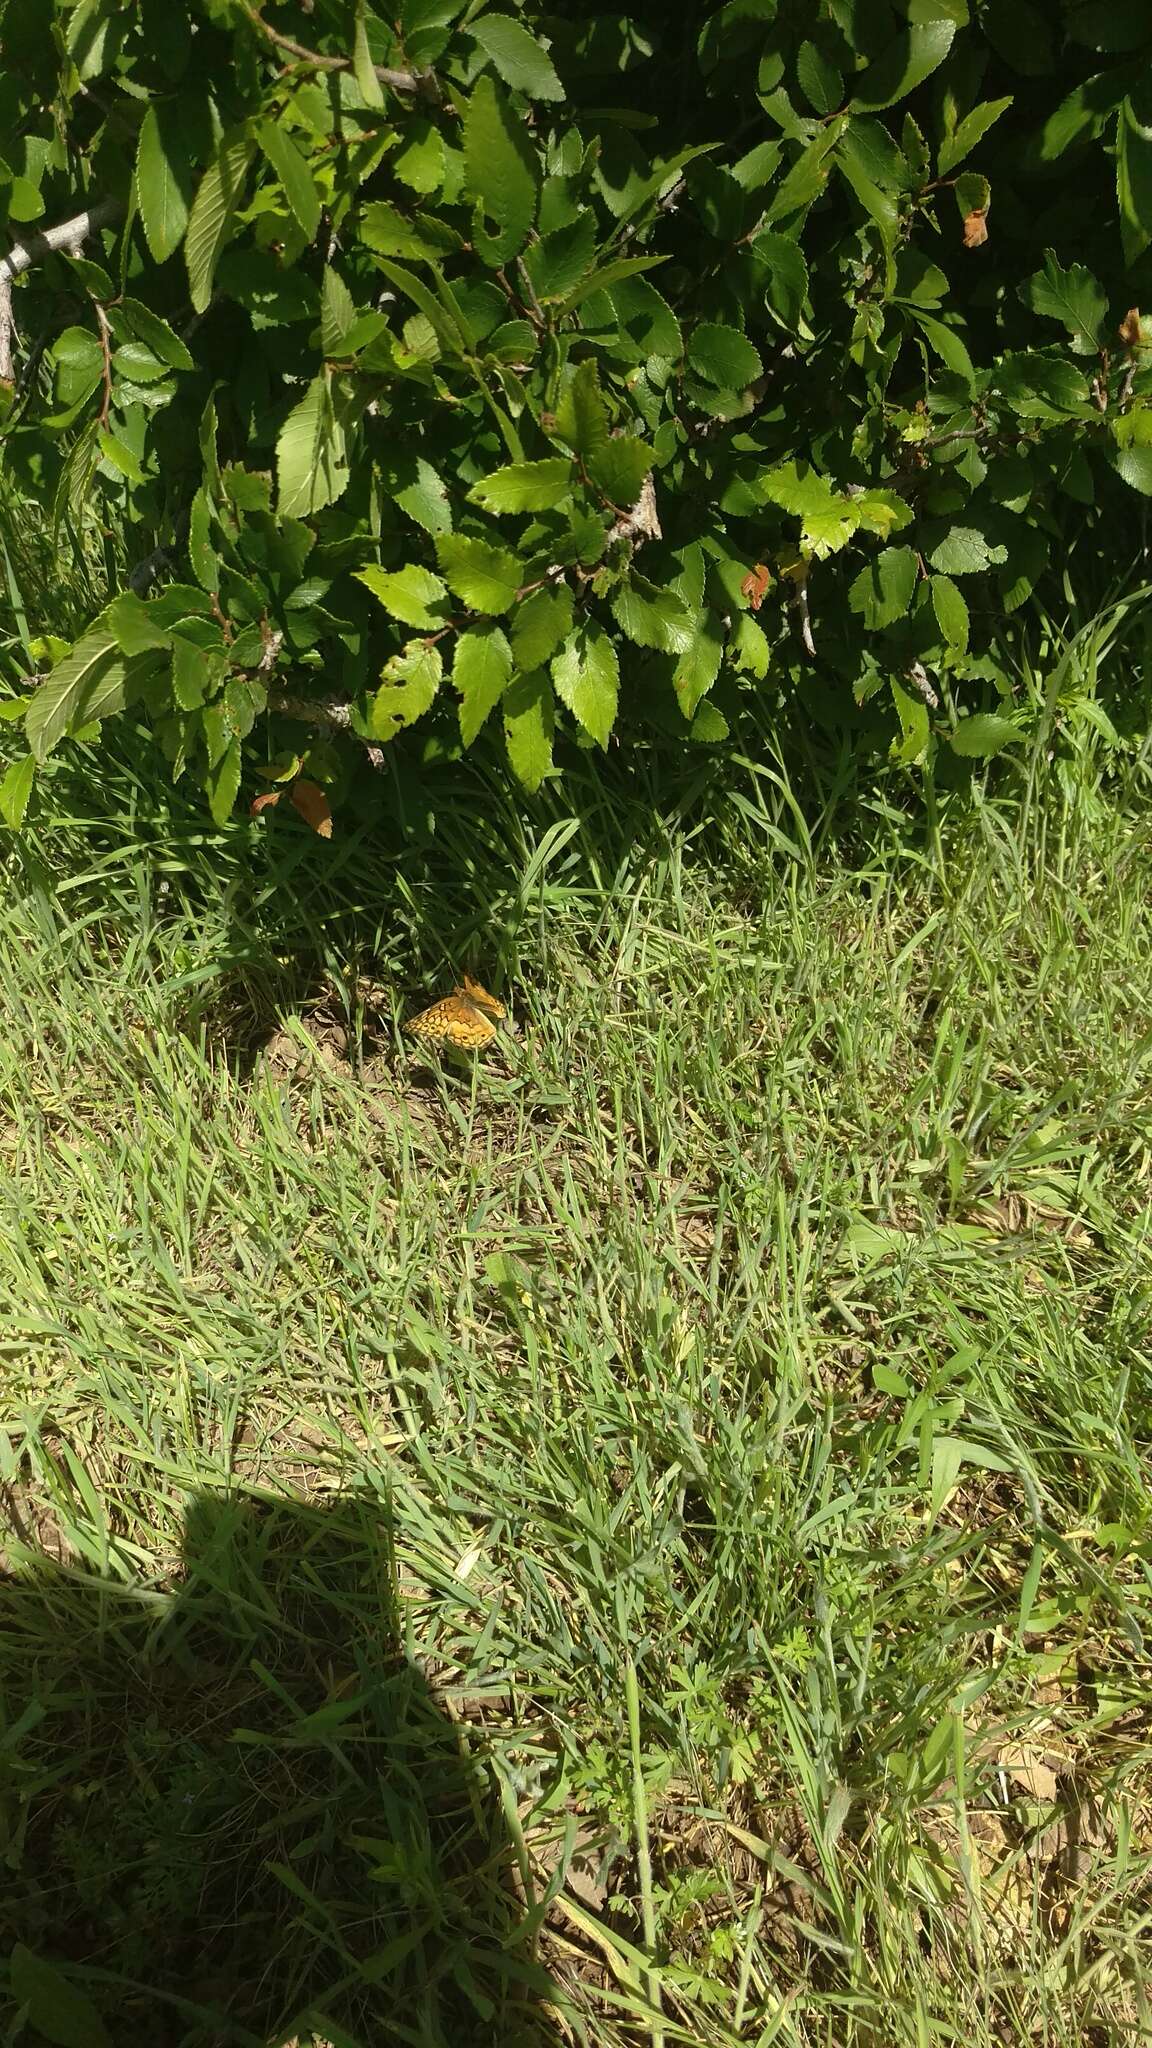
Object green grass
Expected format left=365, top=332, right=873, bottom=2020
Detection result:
left=2, top=643, right=1152, bottom=2045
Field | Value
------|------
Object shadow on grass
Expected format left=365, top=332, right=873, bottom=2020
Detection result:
left=0, top=1489, right=562, bottom=2048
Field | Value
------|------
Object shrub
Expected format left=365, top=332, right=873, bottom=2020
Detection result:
left=2, top=0, right=1152, bottom=831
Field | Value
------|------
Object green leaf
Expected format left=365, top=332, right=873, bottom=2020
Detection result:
left=189, top=486, right=219, bottom=593
left=186, top=131, right=253, bottom=313
left=9, top=1947, right=111, bottom=2048
left=522, top=215, right=597, bottom=300
left=553, top=359, right=610, bottom=462
left=612, top=577, right=695, bottom=654
left=687, top=322, right=763, bottom=389
left=928, top=527, right=1005, bottom=575
left=135, top=103, right=192, bottom=263
left=463, top=73, right=538, bottom=263
left=453, top=622, right=513, bottom=745
left=371, top=643, right=443, bottom=739
left=995, top=352, right=1094, bottom=419
left=206, top=735, right=242, bottom=823
left=672, top=617, right=725, bottom=718
left=355, top=563, right=449, bottom=628
left=387, top=456, right=454, bottom=534
left=938, top=97, right=1014, bottom=176
left=511, top=584, right=573, bottom=669
left=913, top=311, right=975, bottom=387
left=106, top=591, right=172, bottom=656
left=749, top=230, right=809, bottom=332
left=931, top=575, right=970, bottom=650
left=950, top=713, right=1023, bottom=758
left=851, top=20, right=956, bottom=111
left=0, top=754, right=35, bottom=828
left=796, top=40, right=844, bottom=115
left=276, top=374, right=350, bottom=518
left=848, top=545, right=918, bottom=629
left=552, top=621, right=619, bottom=747
left=359, top=201, right=447, bottom=263
left=1118, top=103, right=1152, bottom=263
left=435, top=533, right=523, bottom=612
left=321, top=265, right=357, bottom=355
left=257, top=119, right=321, bottom=240
left=469, top=12, right=564, bottom=100
left=587, top=436, right=652, bottom=508
left=119, top=296, right=194, bottom=370
left=353, top=0, right=385, bottom=108
left=503, top=668, right=554, bottom=790
left=393, top=119, right=446, bottom=196
left=890, top=678, right=930, bottom=766
left=1023, top=249, right=1107, bottom=355
left=608, top=275, right=683, bottom=359
left=689, top=700, right=729, bottom=743
left=1109, top=444, right=1152, bottom=493
left=26, top=628, right=124, bottom=761
left=469, top=459, right=574, bottom=513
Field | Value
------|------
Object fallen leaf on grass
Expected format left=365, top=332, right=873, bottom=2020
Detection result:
left=290, top=778, right=333, bottom=837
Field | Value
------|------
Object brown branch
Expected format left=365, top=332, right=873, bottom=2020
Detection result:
left=238, top=1, right=433, bottom=97
left=0, top=198, right=120, bottom=388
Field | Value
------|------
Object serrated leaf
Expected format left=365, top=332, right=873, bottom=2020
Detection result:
left=609, top=275, right=683, bottom=358
left=797, top=39, right=844, bottom=116
left=25, top=628, right=123, bottom=761
left=503, top=667, right=554, bottom=789
left=996, top=352, right=1094, bottom=419
left=951, top=713, right=1022, bottom=758
left=1110, top=444, right=1152, bottom=493
left=371, top=642, right=443, bottom=739
left=552, top=358, right=609, bottom=461
left=687, top=322, right=763, bottom=388
left=388, top=456, right=453, bottom=533
left=0, top=754, right=35, bottom=828
left=393, top=119, right=446, bottom=196
left=928, top=526, right=1005, bottom=575
left=106, top=591, right=172, bottom=656
left=469, top=459, right=574, bottom=513
left=851, top=20, right=956, bottom=111
left=464, top=73, right=538, bottom=263
left=276, top=374, right=350, bottom=518
left=453, top=623, right=513, bottom=745
left=587, top=436, right=653, bottom=509
left=353, top=0, right=385, bottom=109
left=356, top=563, right=449, bottom=628
left=206, top=735, right=242, bottom=824
left=673, top=617, right=725, bottom=718
left=135, top=103, right=192, bottom=263
left=522, top=215, right=597, bottom=300
left=612, top=577, right=695, bottom=654
left=321, top=265, right=357, bottom=356
left=119, top=296, right=194, bottom=370
left=1023, top=248, right=1107, bottom=354
left=750, top=230, right=809, bottom=332
left=188, top=486, right=219, bottom=592
left=470, top=12, right=564, bottom=100
left=932, top=574, right=970, bottom=650
left=9, top=1947, right=111, bottom=2048
left=257, top=119, right=321, bottom=240
left=185, top=131, right=253, bottom=313
left=890, top=678, right=930, bottom=765
left=435, top=533, right=523, bottom=612
left=552, top=622, right=618, bottom=747
left=511, top=584, right=573, bottom=669
left=938, top=96, right=1013, bottom=176
left=848, top=545, right=918, bottom=629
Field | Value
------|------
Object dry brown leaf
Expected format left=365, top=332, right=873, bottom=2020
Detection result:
left=999, top=1741, right=1060, bottom=1802
left=250, top=790, right=281, bottom=817
left=740, top=562, right=771, bottom=610
left=1119, top=306, right=1142, bottom=350
left=290, top=778, right=334, bottom=838
left=963, top=209, right=989, bottom=249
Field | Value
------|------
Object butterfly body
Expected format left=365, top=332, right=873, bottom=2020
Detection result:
left=405, top=976, right=507, bottom=1051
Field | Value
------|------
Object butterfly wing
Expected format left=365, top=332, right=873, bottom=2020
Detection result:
left=406, top=993, right=497, bottom=1049
left=458, top=975, right=506, bottom=1019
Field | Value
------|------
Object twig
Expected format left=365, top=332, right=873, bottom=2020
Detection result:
left=267, top=689, right=387, bottom=768
left=0, top=198, right=120, bottom=388
left=238, top=0, right=433, bottom=97
left=906, top=660, right=939, bottom=711
left=93, top=301, right=113, bottom=428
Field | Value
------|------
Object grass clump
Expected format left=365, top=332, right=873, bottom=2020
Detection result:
left=1, top=656, right=1151, bottom=2045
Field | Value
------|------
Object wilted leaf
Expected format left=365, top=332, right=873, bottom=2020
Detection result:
left=289, top=778, right=333, bottom=837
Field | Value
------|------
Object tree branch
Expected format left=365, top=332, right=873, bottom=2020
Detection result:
left=268, top=690, right=386, bottom=769
left=237, top=1, right=434, bottom=98
left=0, top=198, right=120, bottom=386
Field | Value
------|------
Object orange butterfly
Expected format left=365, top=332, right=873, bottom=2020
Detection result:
left=405, top=975, right=507, bottom=1051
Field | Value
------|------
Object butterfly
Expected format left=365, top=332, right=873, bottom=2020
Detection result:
left=405, top=975, right=507, bottom=1051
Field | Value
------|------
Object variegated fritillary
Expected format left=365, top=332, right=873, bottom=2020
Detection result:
left=405, top=975, right=507, bottom=1051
